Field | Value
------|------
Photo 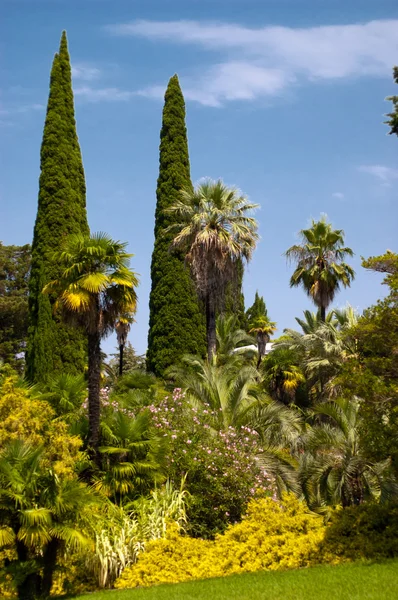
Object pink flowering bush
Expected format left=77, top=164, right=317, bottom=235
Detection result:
left=149, top=389, right=275, bottom=538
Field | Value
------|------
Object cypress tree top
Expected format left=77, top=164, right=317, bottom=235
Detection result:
left=245, top=291, right=267, bottom=328
left=147, top=75, right=206, bottom=376
left=26, top=31, right=89, bottom=382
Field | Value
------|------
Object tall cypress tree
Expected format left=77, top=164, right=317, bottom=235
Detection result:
left=147, top=75, right=206, bottom=376
left=223, top=258, right=247, bottom=330
left=26, top=32, right=89, bottom=382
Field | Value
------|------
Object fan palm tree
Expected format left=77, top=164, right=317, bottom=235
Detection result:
left=300, top=397, right=398, bottom=509
left=0, top=439, right=99, bottom=599
left=166, top=179, right=259, bottom=361
left=43, top=233, right=139, bottom=455
left=262, top=345, right=306, bottom=405
left=33, top=372, right=86, bottom=420
left=285, top=216, right=355, bottom=321
left=98, top=410, right=166, bottom=501
left=249, top=315, right=277, bottom=368
left=115, top=319, right=131, bottom=376
left=169, top=355, right=302, bottom=441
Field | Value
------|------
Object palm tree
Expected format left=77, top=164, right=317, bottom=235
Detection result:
left=115, top=319, right=131, bottom=376
left=33, top=372, right=86, bottom=420
left=166, top=179, right=258, bottom=361
left=98, top=409, right=166, bottom=501
left=44, top=233, right=139, bottom=455
left=300, top=397, right=398, bottom=509
left=249, top=315, right=277, bottom=368
left=0, top=439, right=99, bottom=599
left=295, top=308, right=337, bottom=334
left=280, top=309, right=358, bottom=401
left=285, top=216, right=355, bottom=321
left=262, top=346, right=306, bottom=405
left=215, top=314, right=255, bottom=366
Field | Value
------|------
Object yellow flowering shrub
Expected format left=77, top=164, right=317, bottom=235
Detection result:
left=0, top=375, right=82, bottom=476
left=115, top=494, right=328, bottom=589
left=0, top=549, right=16, bottom=598
left=213, top=493, right=329, bottom=574
left=115, top=524, right=219, bottom=589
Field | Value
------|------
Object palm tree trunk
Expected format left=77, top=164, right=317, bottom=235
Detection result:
left=256, top=332, right=269, bottom=369
left=87, top=329, right=101, bottom=459
left=41, top=538, right=59, bottom=598
left=205, top=294, right=217, bottom=362
left=119, top=343, right=124, bottom=376
left=320, top=305, right=326, bottom=322
left=16, top=539, right=38, bottom=600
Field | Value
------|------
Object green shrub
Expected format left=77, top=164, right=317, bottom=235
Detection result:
left=321, top=502, right=398, bottom=561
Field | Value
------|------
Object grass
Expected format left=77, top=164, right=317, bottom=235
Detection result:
left=69, top=560, right=398, bottom=600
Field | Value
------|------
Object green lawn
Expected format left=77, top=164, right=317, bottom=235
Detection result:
left=69, top=560, right=398, bottom=600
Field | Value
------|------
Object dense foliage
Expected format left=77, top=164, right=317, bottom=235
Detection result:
left=1, top=31, right=398, bottom=599
left=26, top=32, right=89, bottom=383
left=115, top=494, right=398, bottom=589
left=0, top=243, right=30, bottom=372
left=167, top=179, right=258, bottom=360
left=149, top=388, right=274, bottom=537
left=147, top=75, right=206, bottom=377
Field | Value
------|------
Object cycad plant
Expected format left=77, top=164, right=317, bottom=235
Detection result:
left=300, top=397, right=398, bottom=509
left=215, top=314, right=255, bottom=367
left=285, top=216, right=354, bottom=321
left=280, top=309, right=358, bottom=401
left=166, top=179, right=258, bottom=361
left=43, top=233, right=139, bottom=455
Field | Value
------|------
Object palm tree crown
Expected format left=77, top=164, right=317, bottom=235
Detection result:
left=285, top=216, right=354, bottom=321
left=166, top=179, right=258, bottom=360
left=44, top=233, right=139, bottom=455
left=44, top=233, right=138, bottom=335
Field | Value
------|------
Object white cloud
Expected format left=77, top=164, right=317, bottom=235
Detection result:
left=106, top=18, right=398, bottom=106
left=358, top=164, right=398, bottom=186
left=332, top=192, right=344, bottom=199
left=72, top=64, right=101, bottom=82
left=138, top=63, right=290, bottom=107
left=74, top=86, right=136, bottom=102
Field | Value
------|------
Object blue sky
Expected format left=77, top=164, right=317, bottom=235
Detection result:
left=1, top=0, right=398, bottom=357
